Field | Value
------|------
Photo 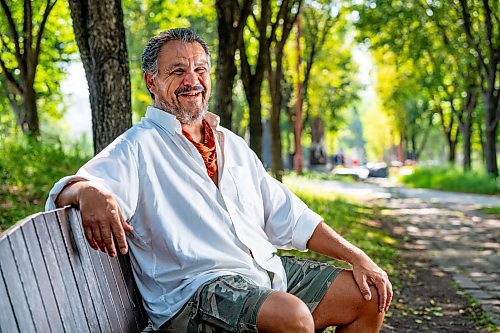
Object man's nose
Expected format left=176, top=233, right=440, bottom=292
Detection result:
left=182, top=70, right=199, bottom=86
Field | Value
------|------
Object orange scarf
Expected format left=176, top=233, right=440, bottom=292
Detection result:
left=182, top=119, right=218, bottom=178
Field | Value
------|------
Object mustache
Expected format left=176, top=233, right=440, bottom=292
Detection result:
left=175, top=85, right=205, bottom=96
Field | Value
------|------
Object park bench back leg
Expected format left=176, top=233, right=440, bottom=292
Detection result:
left=0, top=207, right=148, bottom=333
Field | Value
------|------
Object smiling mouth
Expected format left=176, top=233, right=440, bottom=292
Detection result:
left=179, top=91, right=201, bottom=97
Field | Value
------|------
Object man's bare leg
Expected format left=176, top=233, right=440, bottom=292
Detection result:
left=312, top=270, right=384, bottom=332
left=257, top=291, right=315, bottom=333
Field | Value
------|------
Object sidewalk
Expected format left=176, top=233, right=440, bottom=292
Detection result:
left=380, top=197, right=500, bottom=327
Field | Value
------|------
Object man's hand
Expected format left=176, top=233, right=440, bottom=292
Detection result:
left=55, top=181, right=133, bottom=257
left=351, top=253, right=393, bottom=313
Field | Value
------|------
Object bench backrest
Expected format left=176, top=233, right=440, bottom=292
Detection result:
left=0, top=207, right=148, bottom=333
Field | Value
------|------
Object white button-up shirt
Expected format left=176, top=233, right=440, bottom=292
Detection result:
left=46, top=106, right=323, bottom=329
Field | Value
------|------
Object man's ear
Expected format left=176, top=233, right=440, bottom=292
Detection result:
left=144, top=72, right=156, bottom=98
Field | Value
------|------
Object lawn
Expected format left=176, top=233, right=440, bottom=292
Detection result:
left=400, top=166, right=499, bottom=195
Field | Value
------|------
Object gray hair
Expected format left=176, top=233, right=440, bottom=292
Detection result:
left=142, top=27, right=210, bottom=78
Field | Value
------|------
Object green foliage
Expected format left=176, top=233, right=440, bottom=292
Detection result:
left=0, top=136, right=89, bottom=231
left=352, top=0, right=485, bottom=167
left=0, top=0, right=77, bottom=133
left=401, top=166, right=499, bottom=195
left=282, top=184, right=397, bottom=275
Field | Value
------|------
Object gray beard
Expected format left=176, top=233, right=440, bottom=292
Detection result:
left=156, top=99, right=208, bottom=125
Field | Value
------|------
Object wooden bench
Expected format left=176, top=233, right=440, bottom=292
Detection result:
left=0, top=207, right=149, bottom=333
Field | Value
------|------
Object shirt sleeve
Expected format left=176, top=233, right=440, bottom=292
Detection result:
left=253, top=154, right=323, bottom=251
left=45, top=138, right=140, bottom=222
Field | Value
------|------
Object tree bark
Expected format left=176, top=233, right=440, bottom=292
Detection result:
left=436, top=103, right=459, bottom=164
left=23, top=85, right=39, bottom=135
left=68, top=0, right=132, bottom=154
left=215, top=0, right=252, bottom=129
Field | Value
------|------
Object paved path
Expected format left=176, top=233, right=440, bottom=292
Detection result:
left=285, top=177, right=500, bottom=327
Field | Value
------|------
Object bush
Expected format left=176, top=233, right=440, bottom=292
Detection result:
left=400, top=166, right=499, bottom=195
left=0, top=136, right=90, bottom=231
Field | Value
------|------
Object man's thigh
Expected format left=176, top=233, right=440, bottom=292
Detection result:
left=157, top=275, right=272, bottom=333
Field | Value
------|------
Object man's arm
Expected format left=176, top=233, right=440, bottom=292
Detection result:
left=307, top=222, right=393, bottom=313
left=55, top=180, right=133, bottom=257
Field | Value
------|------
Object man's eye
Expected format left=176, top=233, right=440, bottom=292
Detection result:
left=196, top=68, right=207, bottom=73
left=173, top=69, right=184, bottom=75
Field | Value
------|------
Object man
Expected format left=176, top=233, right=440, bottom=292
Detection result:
left=47, top=28, right=392, bottom=333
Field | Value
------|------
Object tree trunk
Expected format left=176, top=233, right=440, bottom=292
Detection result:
left=269, top=64, right=283, bottom=181
left=23, top=84, right=39, bottom=136
left=447, top=137, right=457, bottom=163
left=483, top=91, right=498, bottom=177
left=248, top=87, right=263, bottom=159
left=461, top=90, right=476, bottom=172
left=215, top=0, right=251, bottom=129
left=68, top=0, right=132, bottom=154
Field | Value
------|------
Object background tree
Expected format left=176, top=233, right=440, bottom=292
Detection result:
left=215, top=0, right=252, bottom=129
left=354, top=0, right=489, bottom=172
left=0, top=0, right=60, bottom=136
left=238, top=0, right=271, bottom=159
left=266, top=0, right=302, bottom=180
left=299, top=1, right=341, bottom=166
left=68, top=0, right=132, bottom=154
left=456, top=0, right=499, bottom=177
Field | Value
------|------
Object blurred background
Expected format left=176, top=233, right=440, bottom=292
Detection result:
left=0, top=1, right=499, bottom=331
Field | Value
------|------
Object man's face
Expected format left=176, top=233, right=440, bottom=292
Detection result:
left=146, top=40, right=211, bottom=124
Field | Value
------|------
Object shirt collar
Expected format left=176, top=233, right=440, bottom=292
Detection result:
left=145, top=106, right=221, bottom=134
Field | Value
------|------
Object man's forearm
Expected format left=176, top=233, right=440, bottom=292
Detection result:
left=306, top=221, right=365, bottom=265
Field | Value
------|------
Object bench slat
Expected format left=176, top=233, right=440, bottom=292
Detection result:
left=89, top=247, right=126, bottom=332
left=56, top=209, right=103, bottom=333
left=9, top=227, right=52, bottom=333
left=110, top=252, right=144, bottom=332
left=33, top=213, right=79, bottom=332
left=0, top=239, right=36, bottom=333
left=118, top=253, right=149, bottom=327
left=67, top=208, right=114, bottom=332
left=22, top=221, right=65, bottom=333
left=0, top=260, right=19, bottom=333
left=43, top=211, right=91, bottom=333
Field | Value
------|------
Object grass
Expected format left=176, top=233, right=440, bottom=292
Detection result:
left=0, top=136, right=90, bottom=231
left=479, top=206, right=500, bottom=216
left=400, top=166, right=499, bottom=195
left=285, top=170, right=359, bottom=183
left=283, top=184, right=398, bottom=277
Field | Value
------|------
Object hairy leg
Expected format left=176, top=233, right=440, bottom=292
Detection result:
left=312, top=270, right=385, bottom=333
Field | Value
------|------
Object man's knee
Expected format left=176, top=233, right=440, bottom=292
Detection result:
left=258, top=291, right=314, bottom=333
left=360, top=285, right=382, bottom=316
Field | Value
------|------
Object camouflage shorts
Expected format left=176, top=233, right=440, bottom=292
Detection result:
left=154, top=256, right=342, bottom=333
